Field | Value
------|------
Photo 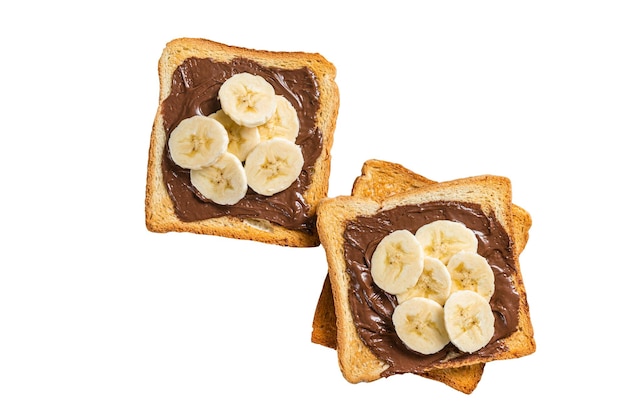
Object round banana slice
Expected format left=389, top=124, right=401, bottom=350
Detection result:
left=371, top=230, right=424, bottom=295
left=168, top=115, right=229, bottom=170
left=444, top=290, right=495, bottom=353
left=244, top=137, right=304, bottom=196
left=257, top=95, right=300, bottom=142
left=190, top=152, right=248, bottom=205
left=447, top=251, right=495, bottom=300
left=397, top=256, right=452, bottom=306
left=209, top=110, right=260, bottom=161
left=415, top=220, right=478, bottom=265
left=392, top=297, right=450, bottom=355
left=218, top=72, right=277, bottom=128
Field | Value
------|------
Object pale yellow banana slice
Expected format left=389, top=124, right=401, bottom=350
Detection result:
left=257, top=95, right=300, bottom=142
left=397, top=256, right=452, bottom=306
left=447, top=251, right=495, bottom=300
left=244, top=137, right=304, bottom=196
left=190, top=152, right=248, bottom=205
left=415, top=220, right=478, bottom=265
left=208, top=110, right=260, bottom=161
left=218, top=72, right=277, bottom=128
left=444, top=290, right=495, bottom=353
left=370, top=230, right=424, bottom=295
left=168, top=115, right=229, bottom=170
left=392, top=297, right=450, bottom=355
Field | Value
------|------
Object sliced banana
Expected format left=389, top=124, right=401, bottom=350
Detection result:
left=244, top=137, right=304, bottom=196
left=257, top=95, right=300, bottom=142
left=415, top=220, right=478, bottom=265
left=218, top=72, right=277, bottom=128
left=168, top=115, right=228, bottom=170
left=447, top=251, right=495, bottom=300
left=444, top=290, right=495, bottom=353
left=396, top=257, right=452, bottom=306
left=392, top=297, right=450, bottom=355
left=190, top=152, right=248, bottom=205
left=370, top=230, right=424, bottom=295
left=208, top=110, right=260, bottom=161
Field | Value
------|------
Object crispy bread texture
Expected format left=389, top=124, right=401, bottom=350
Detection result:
left=145, top=38, right=339, bottom=247
left=313, top=160, right=535, bottom=393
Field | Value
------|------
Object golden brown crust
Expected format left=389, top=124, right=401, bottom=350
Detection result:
left=351, top=159, right=436, bottom=200
left=420, top=363, right=486, bottom=393
left=314, top=161, right=535, bottom=391
left=318, top=196, right=388, bottom=382
left=311, top=275, right=338, bottom=350
left=145, top=38, right=339, bottom=247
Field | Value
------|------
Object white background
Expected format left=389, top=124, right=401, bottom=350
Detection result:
left=1, top=1, right=624, bottom=415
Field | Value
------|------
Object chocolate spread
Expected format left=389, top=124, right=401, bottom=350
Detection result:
left=343, top=201, right=519, bottom=376
left=161, top=57, right=322, bottom=233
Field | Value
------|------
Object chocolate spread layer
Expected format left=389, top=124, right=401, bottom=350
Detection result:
left=343, top=201, right=519, bottom=376
left=161, top=57, right=322, bottom=233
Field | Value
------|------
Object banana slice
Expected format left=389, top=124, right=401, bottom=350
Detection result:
left=392, top=297, right=450, bottom=355
left=257, top=95, right=300, bottom=142
left=190, top=152, right=248, bottom=205
left=415, top=220, right=478, bottom=265
left=444, top=290, right=495, bottom=353
left=218, top=72, right=277, bottom=128
left=244, top=137, right=304, bottom=196
left=208, top=110, right=260, bottom=161
left=447, top=251, right=495, bottom=300
left=168, top=115, right=229, bottom=170
left=396, top=256, right=452, bottom=306
left=370, top=230, right=424, bottom=295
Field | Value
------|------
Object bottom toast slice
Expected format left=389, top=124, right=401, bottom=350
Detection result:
left=312, top=160, right=533, bottom=393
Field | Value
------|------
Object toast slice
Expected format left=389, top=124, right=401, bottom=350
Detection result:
left=315, top=162, right=535, bottom=391
left=145, top=38, right=339, bottom=247
left=311, top=160, right=532, bottom=393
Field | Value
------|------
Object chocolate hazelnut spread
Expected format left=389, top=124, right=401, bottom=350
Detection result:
left=343, top=201, right=519, bottom=376
left=161, top=57, right=322, bottom=233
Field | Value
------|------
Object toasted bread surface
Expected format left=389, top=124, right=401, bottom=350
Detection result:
left=311, top=160, right=532, bottom=393
left=145, top=38, right=339, bottom=247
left=314, top=162, right=535, bottom=391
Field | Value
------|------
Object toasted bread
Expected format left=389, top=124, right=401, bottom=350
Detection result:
left=314, top=161, right=535, bottom=392
left=145, top=38, right=339, bottom=246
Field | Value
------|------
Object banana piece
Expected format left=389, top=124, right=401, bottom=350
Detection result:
left=208, top=110, right=260, bottom=161
left=244, top=137, right=304, bottom=196
left=396, top=256, right=452, bottom=306
left=415, top=220, right=478, bottom=265
left=447, top=251, right=495, bottom=300
left=189, top=152, right=248, bottom=205
left=370, top=230, right=425, bottom=295
left=444, top=290, right=495, bottom=353
left=392, top=297, right=450, bottom=355
left=218, top=72, right=277, bottom=128
left=257, top=95, right=300, bottom=142
left=168, top=115, right=229, bottom=170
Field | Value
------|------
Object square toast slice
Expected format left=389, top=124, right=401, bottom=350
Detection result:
left=145, top=38, right=339, bottom=247
left=311, top=160, right=532, bottom=393
left=314, top=160, right=535, bottom=391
